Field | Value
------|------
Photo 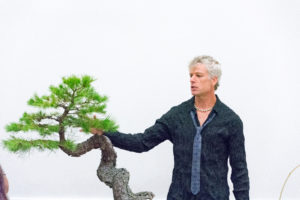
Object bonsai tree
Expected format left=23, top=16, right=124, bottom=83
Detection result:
left=3, top=75, right=154, bottom=200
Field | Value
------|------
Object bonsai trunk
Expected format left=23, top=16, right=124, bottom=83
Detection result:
left=60, top=135, right=154, bottom=200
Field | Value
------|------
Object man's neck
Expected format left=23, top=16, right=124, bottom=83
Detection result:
left=194, top=93, right=217, bottom=109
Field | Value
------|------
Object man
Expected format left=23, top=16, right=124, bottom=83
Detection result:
left=91, top=55, right=250, bottom=200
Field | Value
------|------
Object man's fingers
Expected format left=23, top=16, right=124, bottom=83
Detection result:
left=90, top=128, right=98, bottom=134
left=79, top=128, right=103, bottom=135
left=90, top=128, right=103, bottom=135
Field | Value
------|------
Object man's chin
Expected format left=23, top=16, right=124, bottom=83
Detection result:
left=191, top=91, right=199, bottom=96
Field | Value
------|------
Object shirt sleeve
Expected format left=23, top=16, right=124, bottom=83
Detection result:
left=104, top=111, right=173, bottom=153
left=228, top=118, right=250, bottom=200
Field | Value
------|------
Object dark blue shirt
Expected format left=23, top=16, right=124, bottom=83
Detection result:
left=105, top=96, right=250, bottom=200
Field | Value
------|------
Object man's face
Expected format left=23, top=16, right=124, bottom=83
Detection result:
left=189, top=63, right=217, bottom=97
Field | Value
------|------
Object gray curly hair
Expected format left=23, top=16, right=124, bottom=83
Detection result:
left=188, top=55, right=222, bottom=90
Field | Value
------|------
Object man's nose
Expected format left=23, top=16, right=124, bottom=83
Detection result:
left=190, top=75, right=195, bottom=82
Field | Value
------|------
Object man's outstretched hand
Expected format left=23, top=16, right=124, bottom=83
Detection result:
left=80, top=115, right=104, bottom=136
left=80, top=128, right=104, bottom=135
left=90, top=128, right=104, bottom=136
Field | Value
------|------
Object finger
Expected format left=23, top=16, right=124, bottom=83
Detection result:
left=90, top=128, right=97, bottom=134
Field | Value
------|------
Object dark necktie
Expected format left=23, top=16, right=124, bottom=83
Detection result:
left=190, top=110, right=215, bottom=195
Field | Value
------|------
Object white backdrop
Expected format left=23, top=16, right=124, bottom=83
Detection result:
left=0, top=0, right=299, bottom=199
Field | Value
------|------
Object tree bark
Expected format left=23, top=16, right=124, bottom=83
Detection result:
left=59, top=135, right=154, bottom=200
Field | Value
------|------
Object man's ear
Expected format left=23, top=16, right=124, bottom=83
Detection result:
left=212, top=76, right=218, bottom=87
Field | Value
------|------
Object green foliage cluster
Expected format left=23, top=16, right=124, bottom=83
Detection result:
left=6, top=112, right=60, bottom=136
left=3, top=75, right=118, bottom=153
left=3, top=137, right=76, bottom=153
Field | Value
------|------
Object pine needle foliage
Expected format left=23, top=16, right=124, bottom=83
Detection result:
left=3, top=75, right=118, bottom=153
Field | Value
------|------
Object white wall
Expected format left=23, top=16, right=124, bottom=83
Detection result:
left=0, top=0, right=299, bottom=199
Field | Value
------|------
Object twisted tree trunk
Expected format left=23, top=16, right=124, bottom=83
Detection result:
left=60, top=135, right=154, bottom=200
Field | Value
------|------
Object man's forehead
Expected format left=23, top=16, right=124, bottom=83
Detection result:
left=189, top=63, right=208, bottom=73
